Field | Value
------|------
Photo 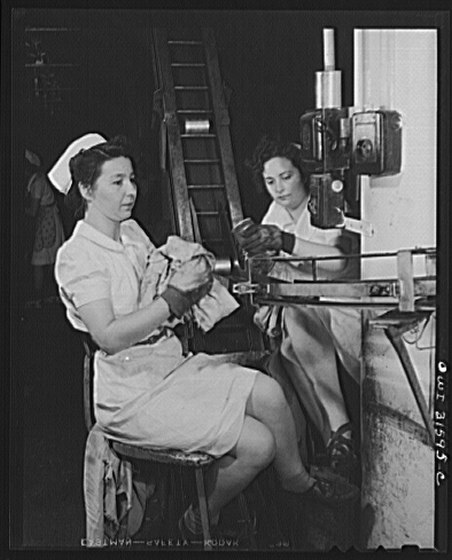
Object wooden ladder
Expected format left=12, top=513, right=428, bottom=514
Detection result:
left=151, top=27, right=264, bottom=354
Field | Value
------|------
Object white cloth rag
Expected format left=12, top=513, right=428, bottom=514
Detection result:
left=140, top=235, right=239, bottom=332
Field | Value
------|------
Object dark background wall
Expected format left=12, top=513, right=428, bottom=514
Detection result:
left=13, top=8, right=440, bottom=249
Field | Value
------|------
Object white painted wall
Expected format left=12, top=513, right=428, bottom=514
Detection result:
left=354, top=29, right=437, bottom=279
left=355, top=29, right=437, bottom=549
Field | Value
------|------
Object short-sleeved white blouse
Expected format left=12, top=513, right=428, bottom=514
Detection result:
left=261, top=199, right=341, bottom=251
left=55, top=219, right=257, bottom=456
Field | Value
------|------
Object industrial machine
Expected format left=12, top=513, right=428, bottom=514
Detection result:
left=154, top=26, right=439, bottom=549
left=232, top=28, right=438, bottom=550
left=233, top=28, right=435, bottom=314
left=300, top=28, right=401, bottom=235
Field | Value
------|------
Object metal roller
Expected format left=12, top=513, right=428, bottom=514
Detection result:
left=315, top=71, right=342, bottom=109
left=213, top=257, right=232, bottom=276
left=184, top=119, right=210, bottom=135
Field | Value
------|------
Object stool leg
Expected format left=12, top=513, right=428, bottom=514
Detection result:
left=194, top=467, right=212, bottom=550
left=238, top=492, right=257, bottom=550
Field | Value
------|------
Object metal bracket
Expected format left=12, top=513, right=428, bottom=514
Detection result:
left=397, top=250, right=415, bottom=312
left=342, top=216, right=375, bottom=237
left=369, top=309, right=435, bottom=448
left=232, top=282, right=261, bottom=296
left=232, top=247, right=435, bottom=311
left=385, top=321, right=435, bottom=448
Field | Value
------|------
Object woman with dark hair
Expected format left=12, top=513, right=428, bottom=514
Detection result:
left=234, top=135, right=362, bottom=476
left=51, top=133, right=358, bottom=542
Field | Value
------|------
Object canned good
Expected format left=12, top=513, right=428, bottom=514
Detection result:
left=232, top=218, right=258, bottom=239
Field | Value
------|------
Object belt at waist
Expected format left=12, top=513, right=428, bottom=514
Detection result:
left=134, top=328, right=173, bottom=346
left=81, top=327, right=173, bottom=356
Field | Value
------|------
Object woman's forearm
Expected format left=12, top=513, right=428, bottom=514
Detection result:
left=291, top=236, right=345, bottom=273
left=80, top=296, right=173, bottom=354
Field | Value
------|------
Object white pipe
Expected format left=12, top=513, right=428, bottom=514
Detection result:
left=315, top=71, right=342, bottom=108
left=316, top=28, right=341, bottom=108
left=323, top=28, right=335, bottom=70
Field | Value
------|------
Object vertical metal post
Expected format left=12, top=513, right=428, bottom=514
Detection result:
left=194, top=467, right=212, bottom=550
left=397, top=250, right=415, bottom=312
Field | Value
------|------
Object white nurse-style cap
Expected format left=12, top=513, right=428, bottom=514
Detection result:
left=47, top=132, right=107, bottom=194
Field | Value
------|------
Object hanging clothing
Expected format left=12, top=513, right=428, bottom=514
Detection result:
left=27, top=172, right=65, bottom=265
left=83, top=424, right=149, bottom=545
left=55, top=219, right=258, bottom=457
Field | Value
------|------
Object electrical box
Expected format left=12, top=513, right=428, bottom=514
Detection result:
left=351, top=110, right=402, bottom=175
left=298, top=29, right=403, bottom=231
left=300, top=108, right=350, bottom=172
left=308, top=173, right=345, bottom=229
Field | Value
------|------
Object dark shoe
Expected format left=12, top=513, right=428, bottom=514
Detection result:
left=305, top=465, right=360, bottom=505
left=178, top=512, right=202, bottom=539
left=178, top=515, right=205, bottom=549
left=178, top=513, right=246, bottom=549
left=327, top=423, right=358, bottom=476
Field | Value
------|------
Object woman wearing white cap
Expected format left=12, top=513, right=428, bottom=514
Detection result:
left=51, top=133, right=358, bottom=541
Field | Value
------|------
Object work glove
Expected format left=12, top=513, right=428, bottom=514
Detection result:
left=161, top=256, right=214, bottom=318
left=232, top=218, right=295, bottom=256
left=249, top=254, right=276, bottom=277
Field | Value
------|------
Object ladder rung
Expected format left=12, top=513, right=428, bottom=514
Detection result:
left=26, top=63, right=79, bottom=68
left=205, top=322, right=249, bottom=333
left=187, top=184, right=224, bottom=190
left=209, top=324, right=250, bottom=332
left=177, top=109, right=212, bottom=114
left=168, top=40, right=203, bottom=46
left=32, top=87, right=74, bottom=92
left=184, top=159, right=220, bottom=164
left=25, top=27, right=81, bottom=32
left=171, top=62, right=205, bottom=68
left=196, top=211, right=221, bottom=216
left=174, top=86, right=208, bottom=91
left=181, top=134, right=216, bottom=139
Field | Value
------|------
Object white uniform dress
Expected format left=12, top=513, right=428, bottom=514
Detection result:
left=55, top=219, right=257, bottom=457
left=262, top=200, right=362, bottom=444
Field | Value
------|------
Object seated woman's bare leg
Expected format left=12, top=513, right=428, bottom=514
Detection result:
left=205, top=415, right=276, bottom=523
left=181, top=372, right=359, bottom=536
left=245, top=372, right=315, bottom=492
left=203, top=374, right=315, bottom=523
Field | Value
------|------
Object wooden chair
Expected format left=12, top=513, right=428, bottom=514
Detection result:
left=82, top=336, right=215, bottom=549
